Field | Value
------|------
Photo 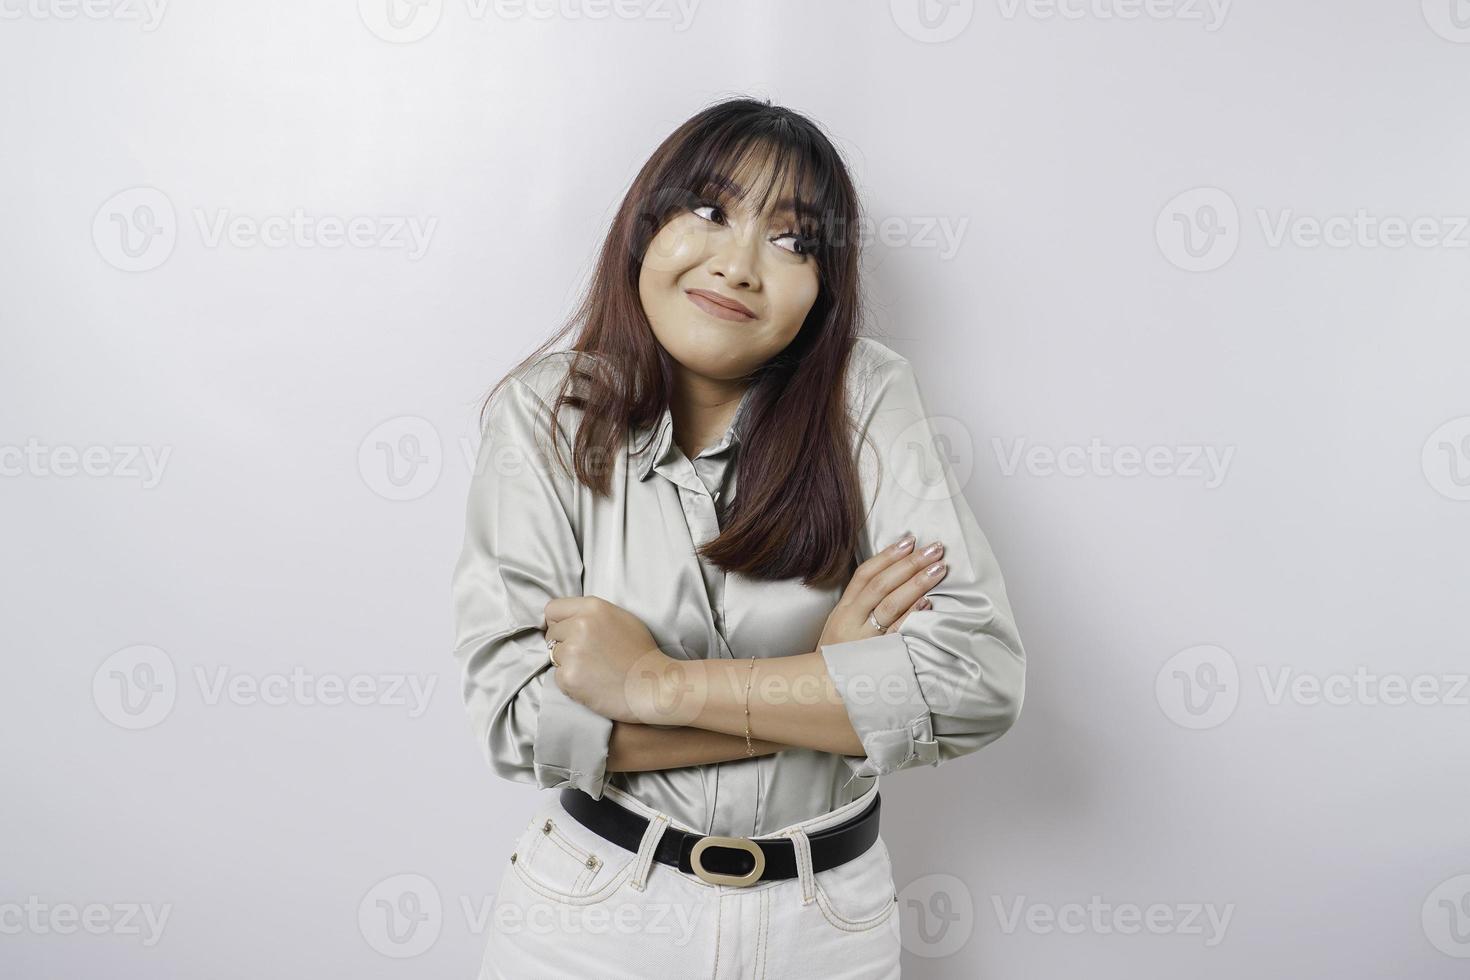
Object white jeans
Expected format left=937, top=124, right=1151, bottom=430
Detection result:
left=479, top=780, right=901, bottom=979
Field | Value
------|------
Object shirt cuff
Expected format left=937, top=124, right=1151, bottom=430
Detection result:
left=532, top=674, right=615, bottom=799
left=819, top=632, right=941, bottom=780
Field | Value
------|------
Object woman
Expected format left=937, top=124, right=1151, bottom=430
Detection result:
left=452, top=96, right=1026, bottom=978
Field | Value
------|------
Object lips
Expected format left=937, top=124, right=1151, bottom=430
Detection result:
left=685, top=288, right=756, bottom=321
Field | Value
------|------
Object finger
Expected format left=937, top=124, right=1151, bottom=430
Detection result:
left=886, top=595, right=933, bottom=633
left=544, top=620, right=568, bottom=648
left=544, top=596, right=591, bottom=626
left=881, top=559, right=948, bottom=626
left=860, top=541, right=944, bottom=620
left=841, top=534, right=917, bottom=602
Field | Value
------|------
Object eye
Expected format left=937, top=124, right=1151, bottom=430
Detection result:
left=772, top=231, right=818, bottom=257
left=691, top=201, right=726, bottom=225
left=691, top=199, right=817, bottom=258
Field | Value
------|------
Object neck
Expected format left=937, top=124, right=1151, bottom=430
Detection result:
left=670, top=369, right=748, bottom=460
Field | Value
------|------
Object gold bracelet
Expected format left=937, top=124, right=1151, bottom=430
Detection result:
left=743, top=655, right=758, bottom=756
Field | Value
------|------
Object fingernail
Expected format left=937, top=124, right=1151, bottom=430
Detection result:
left=921, top=541, right=943, bottom=559
left=895, top=534, right=915, bottom=551
left=918, top=598, right=932, bottom=609
left=926, top=562, right=945, bottom=576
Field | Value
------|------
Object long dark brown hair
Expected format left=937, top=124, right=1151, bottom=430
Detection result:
left=480, top=96, right=869, bottom=589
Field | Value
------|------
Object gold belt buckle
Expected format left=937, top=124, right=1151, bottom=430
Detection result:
left=689, top=835, right=766, bottom=887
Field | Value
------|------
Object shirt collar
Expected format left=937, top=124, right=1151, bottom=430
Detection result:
left=633, top=385, right=756, bottom=482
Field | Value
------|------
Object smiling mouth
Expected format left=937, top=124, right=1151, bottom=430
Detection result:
left=685, top=289, right=756, bottom=322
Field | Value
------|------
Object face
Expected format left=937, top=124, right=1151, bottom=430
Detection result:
left=637, top=158, right=821, bottom=383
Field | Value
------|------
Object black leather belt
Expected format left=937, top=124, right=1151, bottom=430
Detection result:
left=558, top=787, right=881, bottom=887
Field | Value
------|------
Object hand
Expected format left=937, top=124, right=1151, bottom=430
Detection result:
left=818, top=534, right=948, bottom=647
left=544, top=596, right=674, bottom=724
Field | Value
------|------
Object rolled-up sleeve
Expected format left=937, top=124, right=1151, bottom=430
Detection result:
left=819, top=355, right=1026, bottom=783
left=451, top=367, right=614, bottom=798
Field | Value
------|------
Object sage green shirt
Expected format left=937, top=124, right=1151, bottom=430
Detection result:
left=451, top=336, right=1025, bottom=838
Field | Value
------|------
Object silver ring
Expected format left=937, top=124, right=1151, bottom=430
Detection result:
left=866, top=612, right=887, bottom=631
left=546, top=637, right=561, bottom=667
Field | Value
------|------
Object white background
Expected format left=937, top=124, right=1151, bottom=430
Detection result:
left=3, top=1, right=1468, bottom=977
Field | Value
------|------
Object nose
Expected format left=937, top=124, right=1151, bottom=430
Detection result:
left=707, top=228, right=759, bottom=290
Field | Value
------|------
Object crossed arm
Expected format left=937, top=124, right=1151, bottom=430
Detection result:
left=606, top=650, right=865, bottom=773
left=457, top=357, right=1025, bottom=792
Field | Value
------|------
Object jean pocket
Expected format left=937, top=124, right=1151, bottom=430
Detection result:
left=812, top=836, right=898, bottom=931
left=508, top=800, right=639, bottom=906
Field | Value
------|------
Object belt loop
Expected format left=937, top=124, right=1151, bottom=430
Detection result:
left=786, top=828, right=816, bottom=905
left=628, top=812, right=669, bottom=892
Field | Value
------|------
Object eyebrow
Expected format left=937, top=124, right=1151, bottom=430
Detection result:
left=701, top=174, right=818, bottom=221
